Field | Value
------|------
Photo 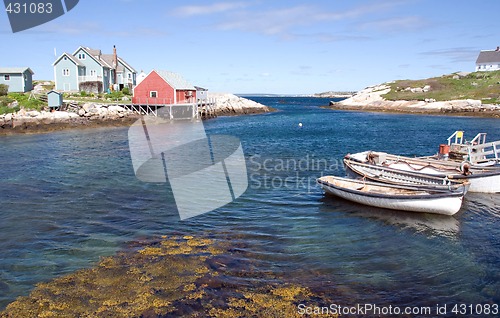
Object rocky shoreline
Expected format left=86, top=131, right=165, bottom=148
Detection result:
left=209, top=92, right=273, bottom=116
left=327, top=84, right=500, bottom=118
left=0, top=94, right=272, bottom=135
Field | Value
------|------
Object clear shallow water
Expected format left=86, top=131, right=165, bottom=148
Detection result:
left=0, top=97, right=499, bottom=311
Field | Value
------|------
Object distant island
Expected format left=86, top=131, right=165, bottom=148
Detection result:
left=327, top=70, right=500, bottom=117
left=313, top=91, right=356, bottom=98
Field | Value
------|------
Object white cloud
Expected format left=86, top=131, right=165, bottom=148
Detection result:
left=209, top=1, right=420, bottom=39
left=359, top=16, right=430, bottom=31
left=420, top=47, right=479, bottom=63
left=172, top=2, right=250, bottom=17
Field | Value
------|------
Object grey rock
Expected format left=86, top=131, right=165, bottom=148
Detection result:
left=82, top=103, right=95, bottom=112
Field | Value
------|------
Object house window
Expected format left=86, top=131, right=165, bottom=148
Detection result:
left=64, top=57, right=67, bottom=61
left=63, top=69, right=70, bottom=76
left=128, top=73, right=131, bottom=79
left=150, top=91, right=157, bottom=98
left=90, top=70, right=96, bottom=76
left=78, top=53, right=85, bottom=60
left=104, top=70, right=108, bottom=76
left=4, top=75, right=10, bottom=81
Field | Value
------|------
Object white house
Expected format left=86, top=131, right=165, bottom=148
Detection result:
left=475, top=47, right=500, bottom=72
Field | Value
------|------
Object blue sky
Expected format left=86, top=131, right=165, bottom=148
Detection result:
left=1, top=0, right=499, bottom=94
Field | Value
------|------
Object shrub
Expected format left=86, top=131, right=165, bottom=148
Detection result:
left=105, top=91, right=124, bottom=100
left=121, top=87, right=130, bottom=95
left=0, top=96, right=14, bottom=107
left=0, top=84, right=8, bottom=96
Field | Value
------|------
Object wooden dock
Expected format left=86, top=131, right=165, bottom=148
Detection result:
left=447, top=131, right=500, bottom=164
left=121, top=99, right=217, bottom=119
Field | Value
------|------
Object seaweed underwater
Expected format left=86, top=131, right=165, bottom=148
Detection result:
left=1, top=234, right=340, bottom=318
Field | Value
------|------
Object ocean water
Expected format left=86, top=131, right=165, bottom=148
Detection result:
left=0, top=97, right=499, bottom=312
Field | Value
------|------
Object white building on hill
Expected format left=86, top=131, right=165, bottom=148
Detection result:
left=475, top=46, right=500, bottom=71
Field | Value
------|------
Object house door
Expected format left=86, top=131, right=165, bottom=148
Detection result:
left=63, top=83, right=71, bottom=91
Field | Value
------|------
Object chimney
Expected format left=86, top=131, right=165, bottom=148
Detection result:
left=113, top=45, right=117, bottom=85
left=113, top=45, right=117, bottom=68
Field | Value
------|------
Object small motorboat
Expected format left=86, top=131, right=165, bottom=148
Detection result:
left=317, top=176, right=465, bottom=215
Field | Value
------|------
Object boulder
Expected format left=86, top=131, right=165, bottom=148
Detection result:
left=26, top=110, right=41, bottom=117
left=82, top=103, right=95, bottom=112
left=108, top=105, right=126, bottom=112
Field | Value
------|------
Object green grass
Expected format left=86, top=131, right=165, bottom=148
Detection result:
left=0, top=92, right=46, bottom=114
left=0, top=105, right=20, bottom=114
left=382, top=70, right=500, bottom=104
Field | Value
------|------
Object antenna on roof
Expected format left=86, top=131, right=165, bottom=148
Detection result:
left=54, top=47, right=57, bottom=58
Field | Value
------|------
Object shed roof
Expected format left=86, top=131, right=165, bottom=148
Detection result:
left=476, top=50, right=500, bottom=64
left=0, top=67, right=34, bottom=74
left=155, top=70, right=195, bottom=90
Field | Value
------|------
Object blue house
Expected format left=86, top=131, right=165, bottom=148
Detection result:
left=53, top=46, right=137, bottom=93
left=0, top=67, right=34, bottom=93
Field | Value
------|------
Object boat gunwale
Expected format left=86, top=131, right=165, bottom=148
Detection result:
left=346, top=152, right=500, bottom=179
left=317, top=176, right=465, bottom=200
left=343, top=158, right=466, bottom=186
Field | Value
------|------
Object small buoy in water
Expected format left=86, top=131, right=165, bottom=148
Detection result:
left=298, top=122, right=303, bottom=127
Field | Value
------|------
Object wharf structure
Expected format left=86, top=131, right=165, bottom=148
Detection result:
left=128, top=70, right=215, bottom=119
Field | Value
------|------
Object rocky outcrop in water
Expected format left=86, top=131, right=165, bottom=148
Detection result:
left=208, top=93, right=272, bottom=116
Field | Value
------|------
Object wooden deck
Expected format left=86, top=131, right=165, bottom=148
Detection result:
left=121, top=99, right=217, bottom=119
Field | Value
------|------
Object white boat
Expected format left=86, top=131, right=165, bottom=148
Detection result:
left=347, top=151, right=500, bottom=193
left=317, top=176, right=465, bottom=215
left=343, top=158, right=470, bottom=193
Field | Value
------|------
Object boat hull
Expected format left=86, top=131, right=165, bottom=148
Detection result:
left=318, top=176, right=464, bottom=216
left=384, top=162, right=500, bottom=193
left=348, top=151, right=500, bottom=193
left=344, top=158, right=469, bottom=193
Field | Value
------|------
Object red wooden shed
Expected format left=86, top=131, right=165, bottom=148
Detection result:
left=132, top=70, right=196, bottom=105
